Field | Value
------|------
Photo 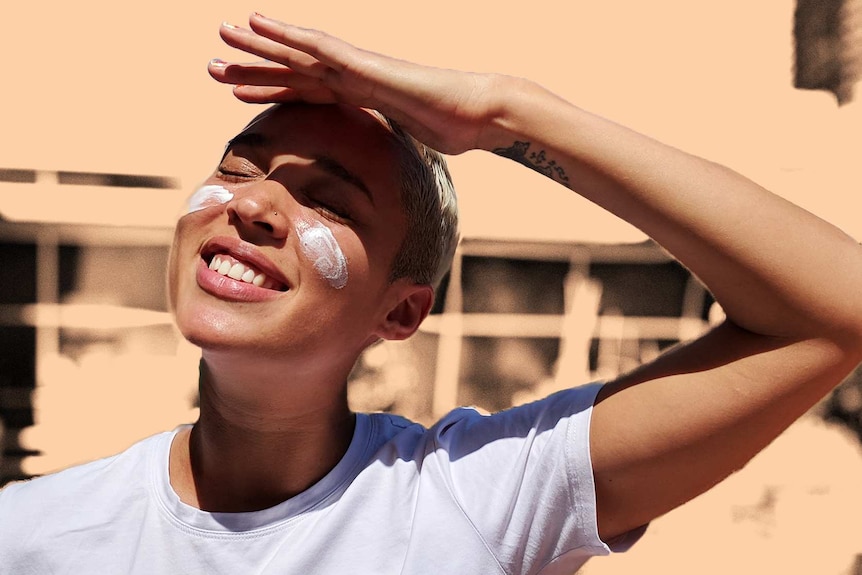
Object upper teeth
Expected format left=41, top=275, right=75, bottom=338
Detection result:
left=208, top=255, right=272, bottom=288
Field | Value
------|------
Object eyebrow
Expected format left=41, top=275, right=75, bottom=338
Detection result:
left=222, top=132, right=269, bottom=159
left=223, top=133, right=374, bottom=204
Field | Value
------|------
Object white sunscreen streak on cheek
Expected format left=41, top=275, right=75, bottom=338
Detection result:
left=296, top=219, right=349, bottom=289
left=187, top=185, right=234, bottom=214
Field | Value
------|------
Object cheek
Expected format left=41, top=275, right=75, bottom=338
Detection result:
left=296, top=219, right=350, bottom=289
left=186, top=185, right=234, bottom=214
left=166, top=234, right=183, bottom=312
left=166, top=217, right=200, bottom=312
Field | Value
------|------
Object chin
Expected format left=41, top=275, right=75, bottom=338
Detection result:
left=174, top=302, right=303, bottom=363
left=174, top=302, right=250, bottom=351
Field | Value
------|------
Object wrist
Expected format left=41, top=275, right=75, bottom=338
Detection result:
left=474, top=75, right=564, bottom=152
left=473, top=74, right=525, bottom=152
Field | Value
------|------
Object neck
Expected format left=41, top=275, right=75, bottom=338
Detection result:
left=170, top=352, right=357, bottom=513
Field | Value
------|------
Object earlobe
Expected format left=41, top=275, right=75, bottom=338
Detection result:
left=377, top=284, right=434, bottom=341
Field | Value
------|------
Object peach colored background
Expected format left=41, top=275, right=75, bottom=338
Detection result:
left=2, top=1, right=862, bottom=573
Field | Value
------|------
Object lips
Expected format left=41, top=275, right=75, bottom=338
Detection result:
left=197, top=237, right=290, bottom=300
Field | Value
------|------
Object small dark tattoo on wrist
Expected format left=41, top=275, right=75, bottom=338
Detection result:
left=492, top=141, right=571, bottom=188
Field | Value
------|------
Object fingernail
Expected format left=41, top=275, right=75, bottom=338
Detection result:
left=252, top=12, right=267, bottom=19
left=221, top=21, right=238, bottom=30
left=209, top=58, right=227, bottom=67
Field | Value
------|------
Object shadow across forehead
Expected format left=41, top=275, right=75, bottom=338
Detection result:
left=226, top=103, right=405, bottom=196
left=239, top=102, right=397, bottom=146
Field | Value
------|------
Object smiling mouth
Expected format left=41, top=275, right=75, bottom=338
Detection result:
left=205, top=253, right=289, bottom=291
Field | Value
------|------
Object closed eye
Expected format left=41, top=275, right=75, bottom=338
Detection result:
left=216, top=167, right=257, bottom=183
left=313, top=204, right=351, bottom=225
left=300, top=186, right=354, bottom=224
left=216, top=152, right=266, bottom=183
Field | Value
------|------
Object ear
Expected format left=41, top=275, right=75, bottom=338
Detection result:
left=375, top=282, right=435, bottom=341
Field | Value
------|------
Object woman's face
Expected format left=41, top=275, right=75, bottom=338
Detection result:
left=168, top=104, right=415, bottom=372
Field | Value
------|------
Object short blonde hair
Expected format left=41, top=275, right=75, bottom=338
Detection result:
left=379, top=116, right=460, bottom=290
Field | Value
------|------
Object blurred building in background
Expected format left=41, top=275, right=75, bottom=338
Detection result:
left=794, top=0, right=862, bottom=104
left=0, top=169, right=197, bottom=483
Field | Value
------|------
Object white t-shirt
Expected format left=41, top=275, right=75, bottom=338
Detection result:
left=0, top=383, right=641, bottom=574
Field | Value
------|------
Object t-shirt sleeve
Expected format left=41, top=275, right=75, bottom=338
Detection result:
left=427, top=382, right=644, bottom=573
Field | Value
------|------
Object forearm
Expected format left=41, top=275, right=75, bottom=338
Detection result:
left=479, top=76, right=862, bottom=344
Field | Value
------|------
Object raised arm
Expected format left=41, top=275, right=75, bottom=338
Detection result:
left=211, top=14, right=862, bottom=541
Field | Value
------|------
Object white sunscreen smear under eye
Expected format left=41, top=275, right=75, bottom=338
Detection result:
left=296, top=219, right=348, bottom=289
left=187, top=185, right=234, bottom=213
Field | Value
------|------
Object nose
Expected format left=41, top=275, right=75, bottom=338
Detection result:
left=226, top=182, right=291, bottom=245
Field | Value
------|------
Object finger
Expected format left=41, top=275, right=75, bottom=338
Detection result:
left=219, top=22, right=329, bottom=78
left=208, top=59, right=324, bottom=91
left=232, top=85, right=338, bottom=105
left=247, top=14, right=354, bottom=75
left=246, top=14, right=436, bottom=109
